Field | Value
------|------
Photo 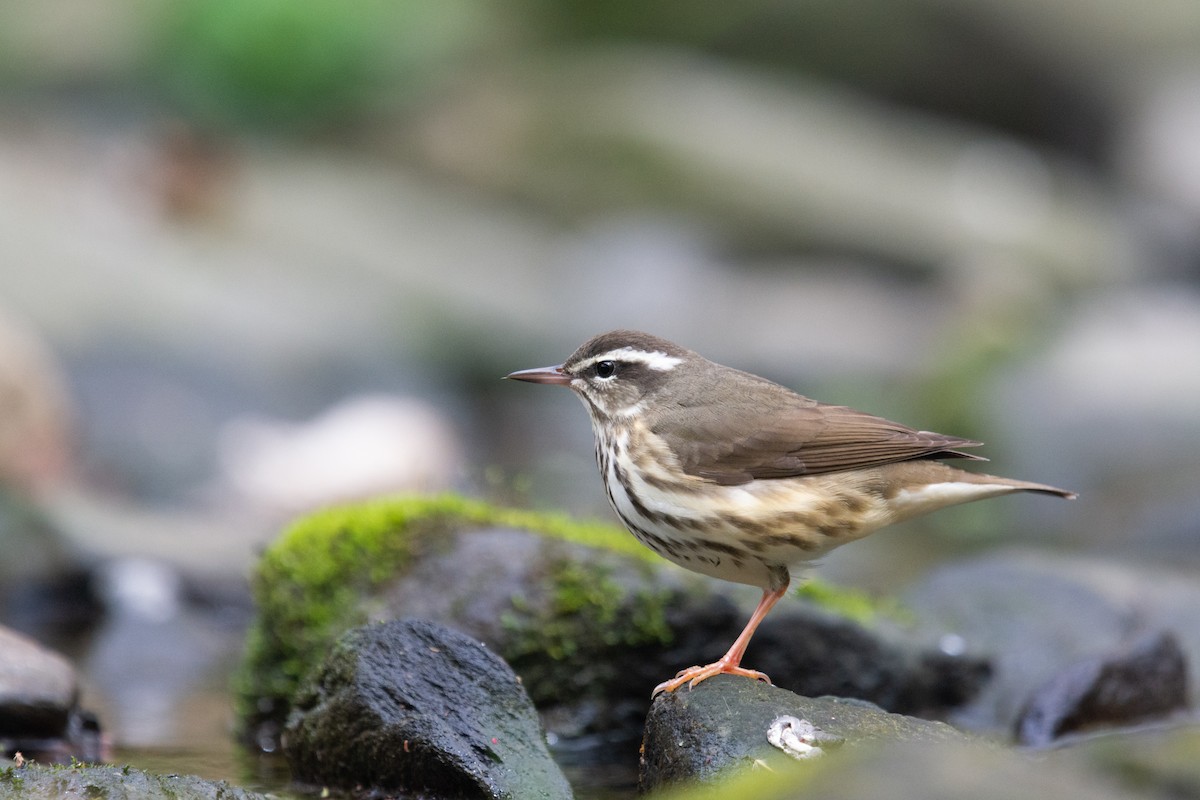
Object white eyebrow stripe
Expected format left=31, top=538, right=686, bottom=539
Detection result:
left=576, top=347, right=683, bottom=372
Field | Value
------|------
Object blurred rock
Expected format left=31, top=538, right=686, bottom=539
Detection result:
left=0, top=627, right=76, bottom=738
left=0, top=311, right=72, bottom=496
left=906, top=549, right=1200, bottom=737
left=639, top=676, right=968, bottom=793
left=0, top=490, right=101, bottom=649
left=1015, top=630, right=1189, bottom=747
left=217, top=394, right=462, bottom=515
left=284, top=619, right=572, bottom=800
left=413, top=47, right=1121, bottom=286
left=0, top=625, right=103, bottom=764
left=1120, top=70, right=1200, bottom=223
left=989, top=286, right=1200, bottom=560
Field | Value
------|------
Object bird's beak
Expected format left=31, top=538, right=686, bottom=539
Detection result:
left=506, top=364, right=573, bottom=385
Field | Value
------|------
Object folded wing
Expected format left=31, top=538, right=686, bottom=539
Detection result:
left=656, top=382, right=984, bottom=486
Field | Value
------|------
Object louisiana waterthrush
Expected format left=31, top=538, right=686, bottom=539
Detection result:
left=508, top=330, right=1075, bottom=696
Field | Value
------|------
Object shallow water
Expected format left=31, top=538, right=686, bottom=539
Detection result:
left=113, top=743, right=294, bottom=796
left=111, top=714, right=640, bottom=799
left=113, top=746, right=639, bottom=799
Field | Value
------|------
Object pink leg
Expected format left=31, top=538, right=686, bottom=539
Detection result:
left=652, top=583, right=788, bottom=697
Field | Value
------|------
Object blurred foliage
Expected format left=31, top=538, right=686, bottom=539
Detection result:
left=794, top=579, right=908, bottom=625
left=151, top=0, right=488, bottom=131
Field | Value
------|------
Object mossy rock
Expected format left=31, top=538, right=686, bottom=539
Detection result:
left=234, top=493, right=678, bottom=744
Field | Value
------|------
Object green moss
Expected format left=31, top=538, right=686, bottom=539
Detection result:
left=2, top=767, right=25, bottom=792
left=500, top=555, right=674, bottom=705
left=234, top=493, right=649, bottom=733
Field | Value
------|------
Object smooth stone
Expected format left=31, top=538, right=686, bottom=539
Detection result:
left=283, top=618, right=572, bottom=800
left=0, top=627, right=76, bottom=738
left=639, top=675, right=970, bottom=793
left=0, top=626, right=103, bottom=764
left=1015, top=630, right=1190, bottom=746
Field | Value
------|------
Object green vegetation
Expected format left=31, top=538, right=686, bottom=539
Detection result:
left=234, top=493, right=654, bottom=733
left=1, top=765, right=25, bottom=792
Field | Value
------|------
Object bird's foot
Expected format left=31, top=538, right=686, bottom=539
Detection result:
left=651, top=660, right=772, bottom=697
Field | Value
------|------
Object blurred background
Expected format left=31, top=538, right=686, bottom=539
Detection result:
left=2, top=0, right=1199, bottom=774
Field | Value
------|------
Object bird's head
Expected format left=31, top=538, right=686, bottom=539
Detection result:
left=507, top=330, right=696, bottom=421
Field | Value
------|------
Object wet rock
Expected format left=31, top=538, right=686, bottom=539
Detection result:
left=905, top=548, right=1200, bottom=735
left=0, top=761, right=269, bottom=800
left=0, top=628, right=76, bottom=734
left=0, top=626, right=102, bottom=763
left=1015, top=631, right=1190, bottom=746
left=639, top=675, right=970, bottom=792
left=283, top=618, right=572, bottom=800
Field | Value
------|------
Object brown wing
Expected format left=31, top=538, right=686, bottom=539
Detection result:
left=654, top=379, right=984, bottom=486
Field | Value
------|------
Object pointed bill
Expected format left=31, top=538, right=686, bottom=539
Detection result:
left=506, top=364, right=573, bottom=385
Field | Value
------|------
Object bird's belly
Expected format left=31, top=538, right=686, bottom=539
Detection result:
left=597, top=441, right=891, bottom=588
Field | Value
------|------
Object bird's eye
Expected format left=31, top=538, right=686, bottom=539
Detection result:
left=595, top=360, right=616, bottom=379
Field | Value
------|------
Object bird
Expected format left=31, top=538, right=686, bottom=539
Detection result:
left=507, top=330, right=1075, bottom=697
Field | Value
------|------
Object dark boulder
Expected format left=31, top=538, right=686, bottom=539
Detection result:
left=0, top=626, right=102, bottom=764
left=284, top=618, right=572, bottom=799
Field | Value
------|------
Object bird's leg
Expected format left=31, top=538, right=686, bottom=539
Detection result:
left=652, top=583, right=789, bottom=697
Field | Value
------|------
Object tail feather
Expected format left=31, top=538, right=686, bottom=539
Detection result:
left=993, top=478, right=1077, bottom=500
left=945, top=466, right=1077, bottom=500
left=880, top=461, right=1077, bottom=521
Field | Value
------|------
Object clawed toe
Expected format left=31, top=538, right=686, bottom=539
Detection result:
left=651, top=662, right=773, bottom=697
